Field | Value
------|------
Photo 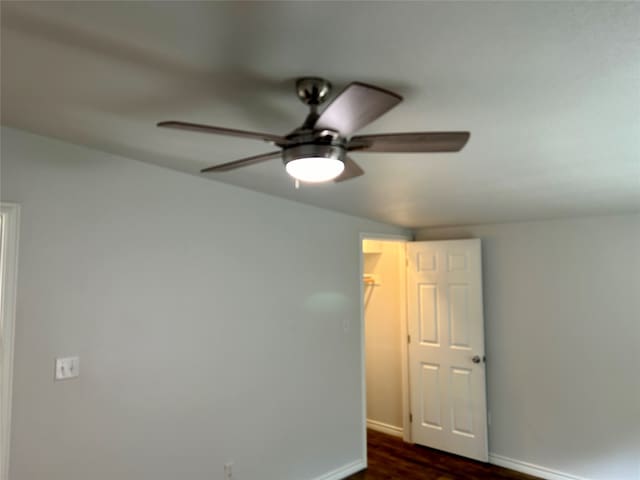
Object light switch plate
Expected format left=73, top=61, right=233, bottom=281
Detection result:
left=55, top=356, right=80, bottom=380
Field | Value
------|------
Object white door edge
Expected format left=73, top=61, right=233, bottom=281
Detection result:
left=0, top=203, right=20, bottom=480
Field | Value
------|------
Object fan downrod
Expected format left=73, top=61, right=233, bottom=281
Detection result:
left=296, top=77, right=332, bottom=107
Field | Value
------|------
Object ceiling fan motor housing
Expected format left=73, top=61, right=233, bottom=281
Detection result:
left=282, top=143, right=346, bottom=166
left=281, top=127, right=346, bottom=165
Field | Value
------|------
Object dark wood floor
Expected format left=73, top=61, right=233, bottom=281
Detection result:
left=346, top=429, right=540, bottom=480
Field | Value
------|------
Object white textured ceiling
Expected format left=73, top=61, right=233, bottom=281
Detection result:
left=1, top=1, right=639, bottom=228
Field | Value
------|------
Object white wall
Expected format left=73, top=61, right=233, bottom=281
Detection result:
left=416, top=215, right=640, bottom=480
left=0, top=127, right=407, bottom=480
left=364, top=241, right=403, bottom=432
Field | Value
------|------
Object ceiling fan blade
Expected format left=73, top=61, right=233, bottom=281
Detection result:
left=158, top=121, right=287, bottom=145
left=334, top=157, right=365, bottom=183
left=200, top=151, right=281, bottom=173
left=314, top=82, right=402, bottom=136
left=348, top=132, right=470, bottom=153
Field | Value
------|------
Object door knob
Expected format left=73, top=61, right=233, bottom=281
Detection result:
left=472, top=355, right=482, bottom=364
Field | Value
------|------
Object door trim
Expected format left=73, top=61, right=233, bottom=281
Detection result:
left=359, top=232, right=412, bottom=465
left=0, top=203, right=20, bottom=480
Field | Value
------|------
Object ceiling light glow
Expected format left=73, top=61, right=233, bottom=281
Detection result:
left=285, top=157, right=344, bottom=183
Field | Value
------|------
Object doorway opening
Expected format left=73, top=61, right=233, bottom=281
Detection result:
left=359, top=234, right=489, bottom=471
left=360, top=233, right=411, bottom=466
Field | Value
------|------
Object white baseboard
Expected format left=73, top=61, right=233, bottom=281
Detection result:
left=490, top=453, right=589, bottom=480
left=366, top=419, right=403, bottom=438
left=311, top=460, right=365, bottom=480
left=311, top=452, right=586, bottom=480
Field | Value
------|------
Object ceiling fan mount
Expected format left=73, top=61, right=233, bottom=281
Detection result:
left=295, top=76, right=333, bottom=107
left=157, top=77, right=470, bottom=183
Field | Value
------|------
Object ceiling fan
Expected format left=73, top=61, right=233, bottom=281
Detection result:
left=157, top=77, right=470, bottom=183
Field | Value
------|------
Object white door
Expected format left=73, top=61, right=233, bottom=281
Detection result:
left=407, top=239, right=488, bottom=461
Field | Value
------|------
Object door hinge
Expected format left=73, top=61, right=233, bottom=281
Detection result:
left=409, top=413, right=413, bottom=423
left=407, top=334, right=411, bottom=344
left=405, top=257, right=409, bottom=267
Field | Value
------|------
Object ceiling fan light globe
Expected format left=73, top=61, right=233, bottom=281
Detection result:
left=285, top=157, right=344, bottom=183
left=283, top=143, right=346, bottom=183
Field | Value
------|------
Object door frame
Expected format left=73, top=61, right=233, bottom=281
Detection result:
left=0, top=203, right=20, bottom=480
left=359, top=231, right=412, bottom=464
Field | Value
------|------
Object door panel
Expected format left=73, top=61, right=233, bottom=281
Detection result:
left=449, top=285, right=470, bottom=348
left=418, top=284, right=438, bottom=344
left=407, top=239, right=488, bottom=462
left=420, top=363, right=442, bottom=429
left=451, top=367, right=473, bottom=436
left=418, top=251, right=437, bottom=271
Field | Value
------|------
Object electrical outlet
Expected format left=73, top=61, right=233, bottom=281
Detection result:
left=224, top=462, right=233, bottom=480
